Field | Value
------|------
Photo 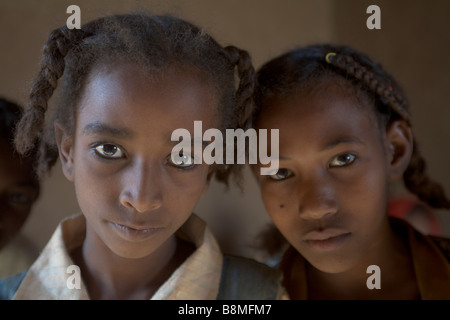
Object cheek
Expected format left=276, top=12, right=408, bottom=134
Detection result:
left=261, top=182, right=294, bottom=223
left=163, top=165, right=211, bottom=202
left=260, top=188, right=298, bottom=251
left=72, top=155, right=118, bottom=214
left=345, top=161, right=389, bottom=213
left=334, top=160, right=390, bottom=239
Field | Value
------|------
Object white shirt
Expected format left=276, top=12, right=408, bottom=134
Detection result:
left=13, top=213, right=224, bottom=300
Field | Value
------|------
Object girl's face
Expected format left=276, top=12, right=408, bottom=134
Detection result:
left=254, top=87, right=394, bottom=273
left=57, top=63, right=219, bottom=259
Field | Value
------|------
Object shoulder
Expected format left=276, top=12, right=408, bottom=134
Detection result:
left=390, top=216, right=450, bottom=261
left=217, top=255, right=283, bottom=300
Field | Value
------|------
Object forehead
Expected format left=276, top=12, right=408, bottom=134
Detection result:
left=257, top=88, right=380, bottom=150
left=76, top=63, right=220, bottom=133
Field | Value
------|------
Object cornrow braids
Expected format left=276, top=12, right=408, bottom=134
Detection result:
left=324, top=52, right=410, bottom=125
left=14, top=13, right=256, bottom=186
left=255, top=44, right=450, bottom=210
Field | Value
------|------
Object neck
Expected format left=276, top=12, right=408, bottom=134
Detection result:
left=71, top=228, right=194, bottom=300
left=306, top=219, right=419, bottom=299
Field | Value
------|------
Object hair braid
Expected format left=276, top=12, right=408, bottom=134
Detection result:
left=223, top=46, right=256, bottom=130
left=14, top=26, right=88, bottom=177
left=214, top=46, right=256, bottom=186
left=327, top=53, right=411, bottom=124
left=404, top=142, right=450, bottom=209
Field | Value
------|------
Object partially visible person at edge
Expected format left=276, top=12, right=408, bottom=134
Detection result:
left=0, top=97, right=40, bottom=279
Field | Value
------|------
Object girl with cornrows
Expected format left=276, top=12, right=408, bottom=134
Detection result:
left=0, top=13, right=286, bottom=300
left=252, top=44, right=450, bottom=299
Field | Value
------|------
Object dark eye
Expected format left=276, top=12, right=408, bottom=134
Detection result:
left=169, top=151, right=196, bottom=169
left=329, top=153, right=356, bottom=168
left=94, top=144, right=124, bottom=159
left=268, top=168, right=293, bottom=181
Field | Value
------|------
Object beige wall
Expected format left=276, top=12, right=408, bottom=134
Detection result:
left=1, top=0, right=448, bottom=259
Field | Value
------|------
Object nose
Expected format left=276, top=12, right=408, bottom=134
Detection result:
left=119, top=159, right=163, bottom=213
left=296, top=173, right=338, bottom=221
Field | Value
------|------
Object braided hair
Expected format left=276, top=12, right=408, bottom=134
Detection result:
left=14, top=13, right=255, bottom=185
left=255, top=44, right=450, bottom=210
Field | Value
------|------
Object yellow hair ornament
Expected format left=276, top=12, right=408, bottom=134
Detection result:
left=325, top=52, right=336, bottom=64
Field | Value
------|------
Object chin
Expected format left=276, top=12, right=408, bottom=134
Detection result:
left=301, top=249, right=356, bottom=274
left=108, top=242, right=158, bottom=260
left=308, top=259, right=353, bottom=274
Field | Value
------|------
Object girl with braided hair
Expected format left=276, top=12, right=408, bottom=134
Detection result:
left=251, top=44, right=450, bottom=299
left=0, top=13, right=285, bottom=300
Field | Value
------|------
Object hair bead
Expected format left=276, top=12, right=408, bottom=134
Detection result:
left=325, top=52, right=336, bottom=64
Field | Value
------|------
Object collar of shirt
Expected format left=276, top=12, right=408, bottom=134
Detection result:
left=13, top=213, right=223, bottom=300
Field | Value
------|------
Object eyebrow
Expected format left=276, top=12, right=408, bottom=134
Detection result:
left=278, top=137, right=364, bottom=161
left=84, top=122, right=216, bottom=148
left=321, top=137, right=364, bottom=151
left=83, top=121, right=133, bottom=139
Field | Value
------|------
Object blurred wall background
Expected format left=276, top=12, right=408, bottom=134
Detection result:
left=0, top=0, right=449, bottom=260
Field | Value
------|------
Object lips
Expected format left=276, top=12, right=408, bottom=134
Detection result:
left=302, top=228, right=351, bottom=251
left=114, top=223, right=156, bottom=231
left=303, top=228, right=349, bottom=241
left=110, top=222, right=162, bottom=242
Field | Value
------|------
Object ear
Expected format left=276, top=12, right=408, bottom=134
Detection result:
left=385, top=120, right=413, bottom=180
left=54, top=121, right=75, bottom=182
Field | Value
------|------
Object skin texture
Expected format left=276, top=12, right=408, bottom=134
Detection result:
left=254, top=85, right=420, bottom=299
left=0, top=139, right=39, bottom=250
left=55, top=63, right=219, bottom=299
